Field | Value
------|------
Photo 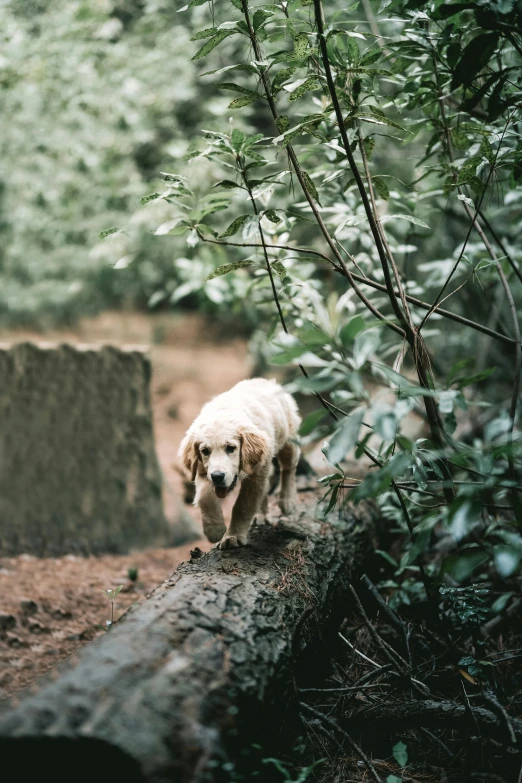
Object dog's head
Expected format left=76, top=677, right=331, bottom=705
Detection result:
left=178, top=420, right=270, bottom=499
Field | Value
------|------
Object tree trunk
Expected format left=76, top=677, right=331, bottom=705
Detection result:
left=0, top=503, right=377, bottom=783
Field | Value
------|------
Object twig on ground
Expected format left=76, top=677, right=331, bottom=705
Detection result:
left=482, top=690, right=517, bottom=746
left=300, top=702, right=383, bottom=783
left=350, top=700, right=522, bottom=746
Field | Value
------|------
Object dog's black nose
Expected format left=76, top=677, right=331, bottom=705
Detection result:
left=211, top=472, right=226, bottom=485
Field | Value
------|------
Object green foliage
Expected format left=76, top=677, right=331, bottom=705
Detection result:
left=134, top=0, right=522, bottom=613
left=392, top=740, right=408, bottom=768
left=0, top=0, right=233, bottom=326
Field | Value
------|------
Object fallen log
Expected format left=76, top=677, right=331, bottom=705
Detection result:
left=0, top=502, right=377, bottom=783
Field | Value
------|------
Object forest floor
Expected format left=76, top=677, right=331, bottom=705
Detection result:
left=0, top=310, right=252, bottom=699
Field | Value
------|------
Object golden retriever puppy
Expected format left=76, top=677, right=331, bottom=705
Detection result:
left=178, top=378, right=300, bottom=549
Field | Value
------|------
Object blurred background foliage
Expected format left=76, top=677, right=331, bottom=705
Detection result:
left=0, top=0, right=232, bottom=326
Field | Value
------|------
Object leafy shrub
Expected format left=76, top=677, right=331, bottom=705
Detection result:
left=134, top=0, right=522, bottom=598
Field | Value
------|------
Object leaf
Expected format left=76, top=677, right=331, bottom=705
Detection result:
left=190, top=27, right=218, bottom=42
left=480, top=137, right=495, bottom=166
left=218, top=82, right=260, bottom=95
left=350, top=453, right=412, bottom=502
left=327, top=29, right=365, bottom=41
left=324, top=483, right=340, bottom=515
left=213, top=179, right=242, bottom=189
left=443, top=551, right=488, bottom=584
left=141, top=192, right=161, bottom=205
left=269, top=342, right=309, bottom=365
left=229, top=92, right=262, bottom=108
left=148, top=290, right=168, bottom=309
left=459, top=669, right=478, bottom=685
left=363, top=136, right=375, bottom=161
left=450, top=500, right=477, bottom=542
left=457, top=193, right=475, bottom=208
left=205, top=261, right=254, bottom=281
left=352, top=109, right=405, bottom=131
left=494, top=546, right=521, bottom=579
left=288, top=77, right=320, bottom=101
left=353, top=327, right=380, bottom=368
left=452, top=33, right=499, bottom=87
left=457, top=156, right=481, bottom=186
left=253, top=9, right=272, bottom=30
left=272, top=67, right=296, bottom=92
left=327, top=408, right=365, bottom=465
left=154, top=218, right=185, bottom=235
left=113, top=255, right=133, bottom=270
left=372, top=176, right=389, bottom=200
left=192, top=30, right=235, bottom=61
left=299, top=409, right=326, bottom=436
left=340, top=315, right=366, bottom=344
left=99, top=227, right=119, bottom=239
left=360, top=48, right=381, bottom=66
left=220, top=215, right=250, bottom=237
left=276, top=115, right=290, bottom=133
left=374, top=408, right=397, bottom=441
left=411, top=458, right=428, bottom=490
left=271, top=261, right=287, bottom=282
left=491, top=592, right=513, bottom=614
left=461, top=71, right=502, bottom=112
left=264, top=209, right=281, bottom=223
left=293, top=33, right=309, bottom=59
left=380, top=214, right=430, bottom=229
left=512, top=141, right=522, bottom=184
left=392, top=741, right=408, bottom=768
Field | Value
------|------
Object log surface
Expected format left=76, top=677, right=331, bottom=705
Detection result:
left=0, top=503, right=377, bottom=783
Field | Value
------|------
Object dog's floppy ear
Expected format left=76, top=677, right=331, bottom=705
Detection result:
left=178, top=432, right=199, bottom=482
left=240, top=428, right=270, bottom=474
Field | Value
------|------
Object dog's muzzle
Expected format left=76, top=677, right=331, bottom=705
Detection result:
left=212, top=474, right=238, bottom=499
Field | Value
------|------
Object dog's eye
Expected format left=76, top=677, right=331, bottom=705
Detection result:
left=201, top=447, right=210, bottom=457
left=225, top=445, right=236, bottom=454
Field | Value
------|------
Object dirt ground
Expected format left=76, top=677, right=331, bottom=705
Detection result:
left=0, top=310, right=252, bottom=700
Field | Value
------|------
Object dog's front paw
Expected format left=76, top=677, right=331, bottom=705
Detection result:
left=278, top=496, right=297, bottom=516
left=203, top=520, right=227, bottom=544
left=217, top=534, right=247, bottom=550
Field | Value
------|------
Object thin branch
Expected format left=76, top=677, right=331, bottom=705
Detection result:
left=432, top=82, right=521, bottom=517
left=313, top=0, right=455, bottom=502
left=239, top=0, right=404, bottom=339
left=300, top=702, right=383, bottom=783
left=477, top=209, right=522, bottom=286
left=420, top=77, right=512, bottom=331
left=299, top=683, right=391, bottom=694
left=313, top=0, right=408, bottom=332
left=199, top=229, right=516, bottom=345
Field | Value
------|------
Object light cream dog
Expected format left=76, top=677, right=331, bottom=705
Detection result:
left=178, top=378, right=301, bottom=549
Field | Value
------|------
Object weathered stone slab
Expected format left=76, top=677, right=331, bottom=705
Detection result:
left=0, top=342, right=171, bottom=555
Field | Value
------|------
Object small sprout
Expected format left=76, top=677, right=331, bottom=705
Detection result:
left=128, top=567, right=139, bottom=582
left=96, top=584, right=124, bottom=631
